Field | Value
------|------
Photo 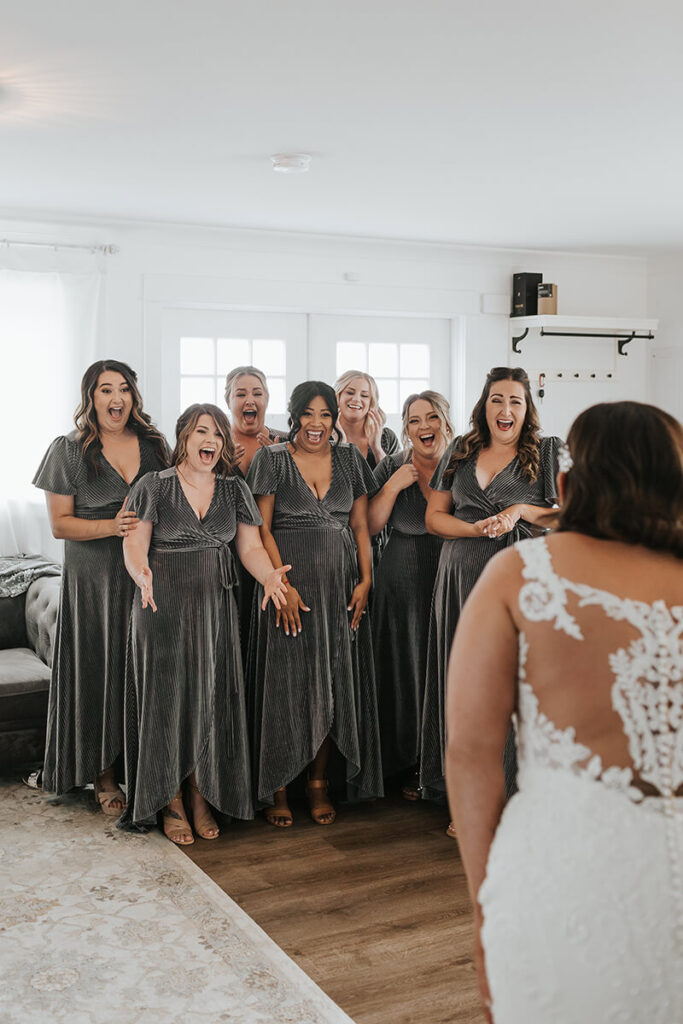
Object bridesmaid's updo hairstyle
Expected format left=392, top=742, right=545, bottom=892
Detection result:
left=75, top=359, right=169, bottom=479
left=287, top=381, right=341, bottom=445
left=557, top=401, right=683, bottom=558
left=401, top=390, right=455, bottom=449
left=335, top=370, right=387, bottom=440
left=443, top=366, right=541, bottom=486
left=172, top=403, right=238, bottom=477
left=224, top=365, right=269, bottom=406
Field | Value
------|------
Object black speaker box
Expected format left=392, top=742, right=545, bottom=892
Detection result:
left=511, top=272, right=543, bottom=317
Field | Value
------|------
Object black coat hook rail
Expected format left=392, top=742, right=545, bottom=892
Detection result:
left=512, top=326, right=655, bottom=356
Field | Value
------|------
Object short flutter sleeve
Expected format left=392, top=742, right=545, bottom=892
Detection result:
left=246, top=446, right=282, bottom=496
left=127, top=472, right=161, bottom=524
left=373, top=452, right=403, bottom=490
left=345, top=444, right=379, bottom=500
left=381, top=427, right=400, bottom=458
left=33, top=436, right=79, bottom=495
left=232, top=476, right=263, bottom=526
left=429, top=439, right=459, bottom=491
left=540, top=435, right=563, bottom=506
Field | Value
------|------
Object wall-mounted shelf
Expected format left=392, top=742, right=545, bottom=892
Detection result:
left=510, top=315, right=658, bottom=356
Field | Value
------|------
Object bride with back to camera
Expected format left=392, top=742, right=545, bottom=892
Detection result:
left=446, top=401, right=683, bottom=1023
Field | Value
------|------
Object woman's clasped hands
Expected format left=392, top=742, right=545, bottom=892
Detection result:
left=476, top=504, right=523, bottom=539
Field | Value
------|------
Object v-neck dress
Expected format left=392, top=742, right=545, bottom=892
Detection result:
left=371, top=451, right=444, bottom=778
left=32, top=431, right=168, bottom=794
left=118, top=468, right=261, bottom=827
left=419, top=435, right=562, bottom=799
left=246, top=442, right=384, bottom=805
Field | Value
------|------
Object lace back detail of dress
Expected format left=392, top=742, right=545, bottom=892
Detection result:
left=515, top=536, right=683, bottom=803
left=515, top=537, right=683, bottom=954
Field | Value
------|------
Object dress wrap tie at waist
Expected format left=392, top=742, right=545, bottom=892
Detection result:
left=150, top=542, right=237, bottom=589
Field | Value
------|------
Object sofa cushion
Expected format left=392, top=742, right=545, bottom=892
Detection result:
left=0, top=648, right=51, bottom=727
left=25, top=576, right=61, bottom=668
left=0, top=593, right=28, bottom=650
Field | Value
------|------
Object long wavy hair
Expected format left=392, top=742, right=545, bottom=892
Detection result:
left=443, top=366, right=541, bottom=486
left=288, top=381, right=341, bottom=446
left=335, top=370, right=387, bottom=441
left=558, top=402, right=683, bottom=557
left=400, top=390, right=454, bottom=450
left=172, top=404, right=238, bottom=477
left=74, top=359, right=169, bottom=478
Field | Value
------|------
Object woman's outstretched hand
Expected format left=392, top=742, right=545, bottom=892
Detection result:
left=347, top=580, right=371, bottom=630
left=269, top=573, right=311, bottom=637
left=261, top=564, right=291, bottom=612
left=136, top=566, right=157, bottom=612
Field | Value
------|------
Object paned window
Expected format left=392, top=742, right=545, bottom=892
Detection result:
left=180, top=337, right=287, bottom=414
left=335, top=341, right=430, bottom=414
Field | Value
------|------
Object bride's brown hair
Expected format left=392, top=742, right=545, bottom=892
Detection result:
left=172, top=404, right=237, bottom=477
left=442, top=367, right=541, bottom=487
left=557, top=402, right=683, bottom=558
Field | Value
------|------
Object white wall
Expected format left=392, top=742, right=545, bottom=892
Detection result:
left=647, top=255, right=683, bottom=422
left=1, top=214, right=655, bottom=441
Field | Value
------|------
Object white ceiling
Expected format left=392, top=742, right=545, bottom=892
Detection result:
left=2, top=1, right=683, bottom=252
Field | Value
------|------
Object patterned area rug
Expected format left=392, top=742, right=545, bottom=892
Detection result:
left=0, top=782, right=354, bottom=1024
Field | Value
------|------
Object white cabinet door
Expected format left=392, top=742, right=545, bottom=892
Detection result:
left=308, top=314, right=452, bottom=437
left=160, top=309, right=307, bottom=438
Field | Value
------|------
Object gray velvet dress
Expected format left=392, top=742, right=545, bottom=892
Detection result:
left=371, top=451, right=443, bottom=779
left=419, top=435, right=562, bottom=798
left=32, top=432, right=167, bottom=794
left=119, top=469, right=261, bottom=828
left=246, top=442, right=384, bottom=806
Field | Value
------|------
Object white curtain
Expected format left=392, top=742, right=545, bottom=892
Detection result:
left=0, top=249, right=104, bottom=560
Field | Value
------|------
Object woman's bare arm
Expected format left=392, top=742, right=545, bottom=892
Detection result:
left=445, top=551, right=519, bottom=1014
left=46, top=492, right=138, bottom=541
left=425, top=489, right=494, bottom=539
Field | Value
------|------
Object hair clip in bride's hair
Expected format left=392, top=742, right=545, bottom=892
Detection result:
left=558, top=444, right=574, bottom=473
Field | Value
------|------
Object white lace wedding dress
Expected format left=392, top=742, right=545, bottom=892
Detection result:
left=479, top=537, right=683, bottom=1024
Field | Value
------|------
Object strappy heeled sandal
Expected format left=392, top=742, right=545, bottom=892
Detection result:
left=446, top=821, right=458, bottom=840
left=305, top=778, right=336, bottom=825
left=162, top=791, right=195, bottom=846
left=94, top=776, right=127, bottom=817
left=187, top=781, right=220, bottom=840
left=264, top=787, right=293, bottom=828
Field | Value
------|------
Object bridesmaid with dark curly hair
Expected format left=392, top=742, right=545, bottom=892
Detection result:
left=421, top=367, right=562, bottom=828
left=33, top=359, right=169, bottom=812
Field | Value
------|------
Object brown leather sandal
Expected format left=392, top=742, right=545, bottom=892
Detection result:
left=305, top=779, right=336, bottom=825
left=162, top=791, right=195, bottom=846
left=264, top=787, right=293, bottom=828
left=446, top=821, right=458, bottom=840
left=401, top=771, right=421, bottom=802
left=94, top=776, right=127, bottom=817
left=187, top=781, right=220, bottom=840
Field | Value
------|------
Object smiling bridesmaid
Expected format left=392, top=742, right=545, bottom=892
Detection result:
left=369, top=391, right=454, bottom=796
left=120, top=403, right=288, bottom=844
left=33, top=360, right=169, bottom=812
left=420, top=367, right=562, bottom=832
left=246, top=381, right=383, bottom=829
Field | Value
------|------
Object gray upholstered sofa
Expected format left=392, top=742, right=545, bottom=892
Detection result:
left=0, top=575, right=60, bottom=771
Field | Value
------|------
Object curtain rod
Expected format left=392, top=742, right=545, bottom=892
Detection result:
left=1, top=238, right=119, bottom=255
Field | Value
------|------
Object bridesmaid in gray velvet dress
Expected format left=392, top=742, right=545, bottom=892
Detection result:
left=421, top=368, right=562, bottom=833
left=224, top=365, right=280, bottom=660
left=369, top=391, right=454, bottom=793
left=120, top=404, right=288, bottom=845
left=32, top=360, right=169, bottom=813
left=247, top=381, right=383, bottom=829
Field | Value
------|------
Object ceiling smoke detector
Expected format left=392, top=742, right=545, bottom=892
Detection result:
left=270, top=153, right=311, bottom=174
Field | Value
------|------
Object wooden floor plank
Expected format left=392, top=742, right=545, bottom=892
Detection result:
left=183, top=788, right=485, bottom=1024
